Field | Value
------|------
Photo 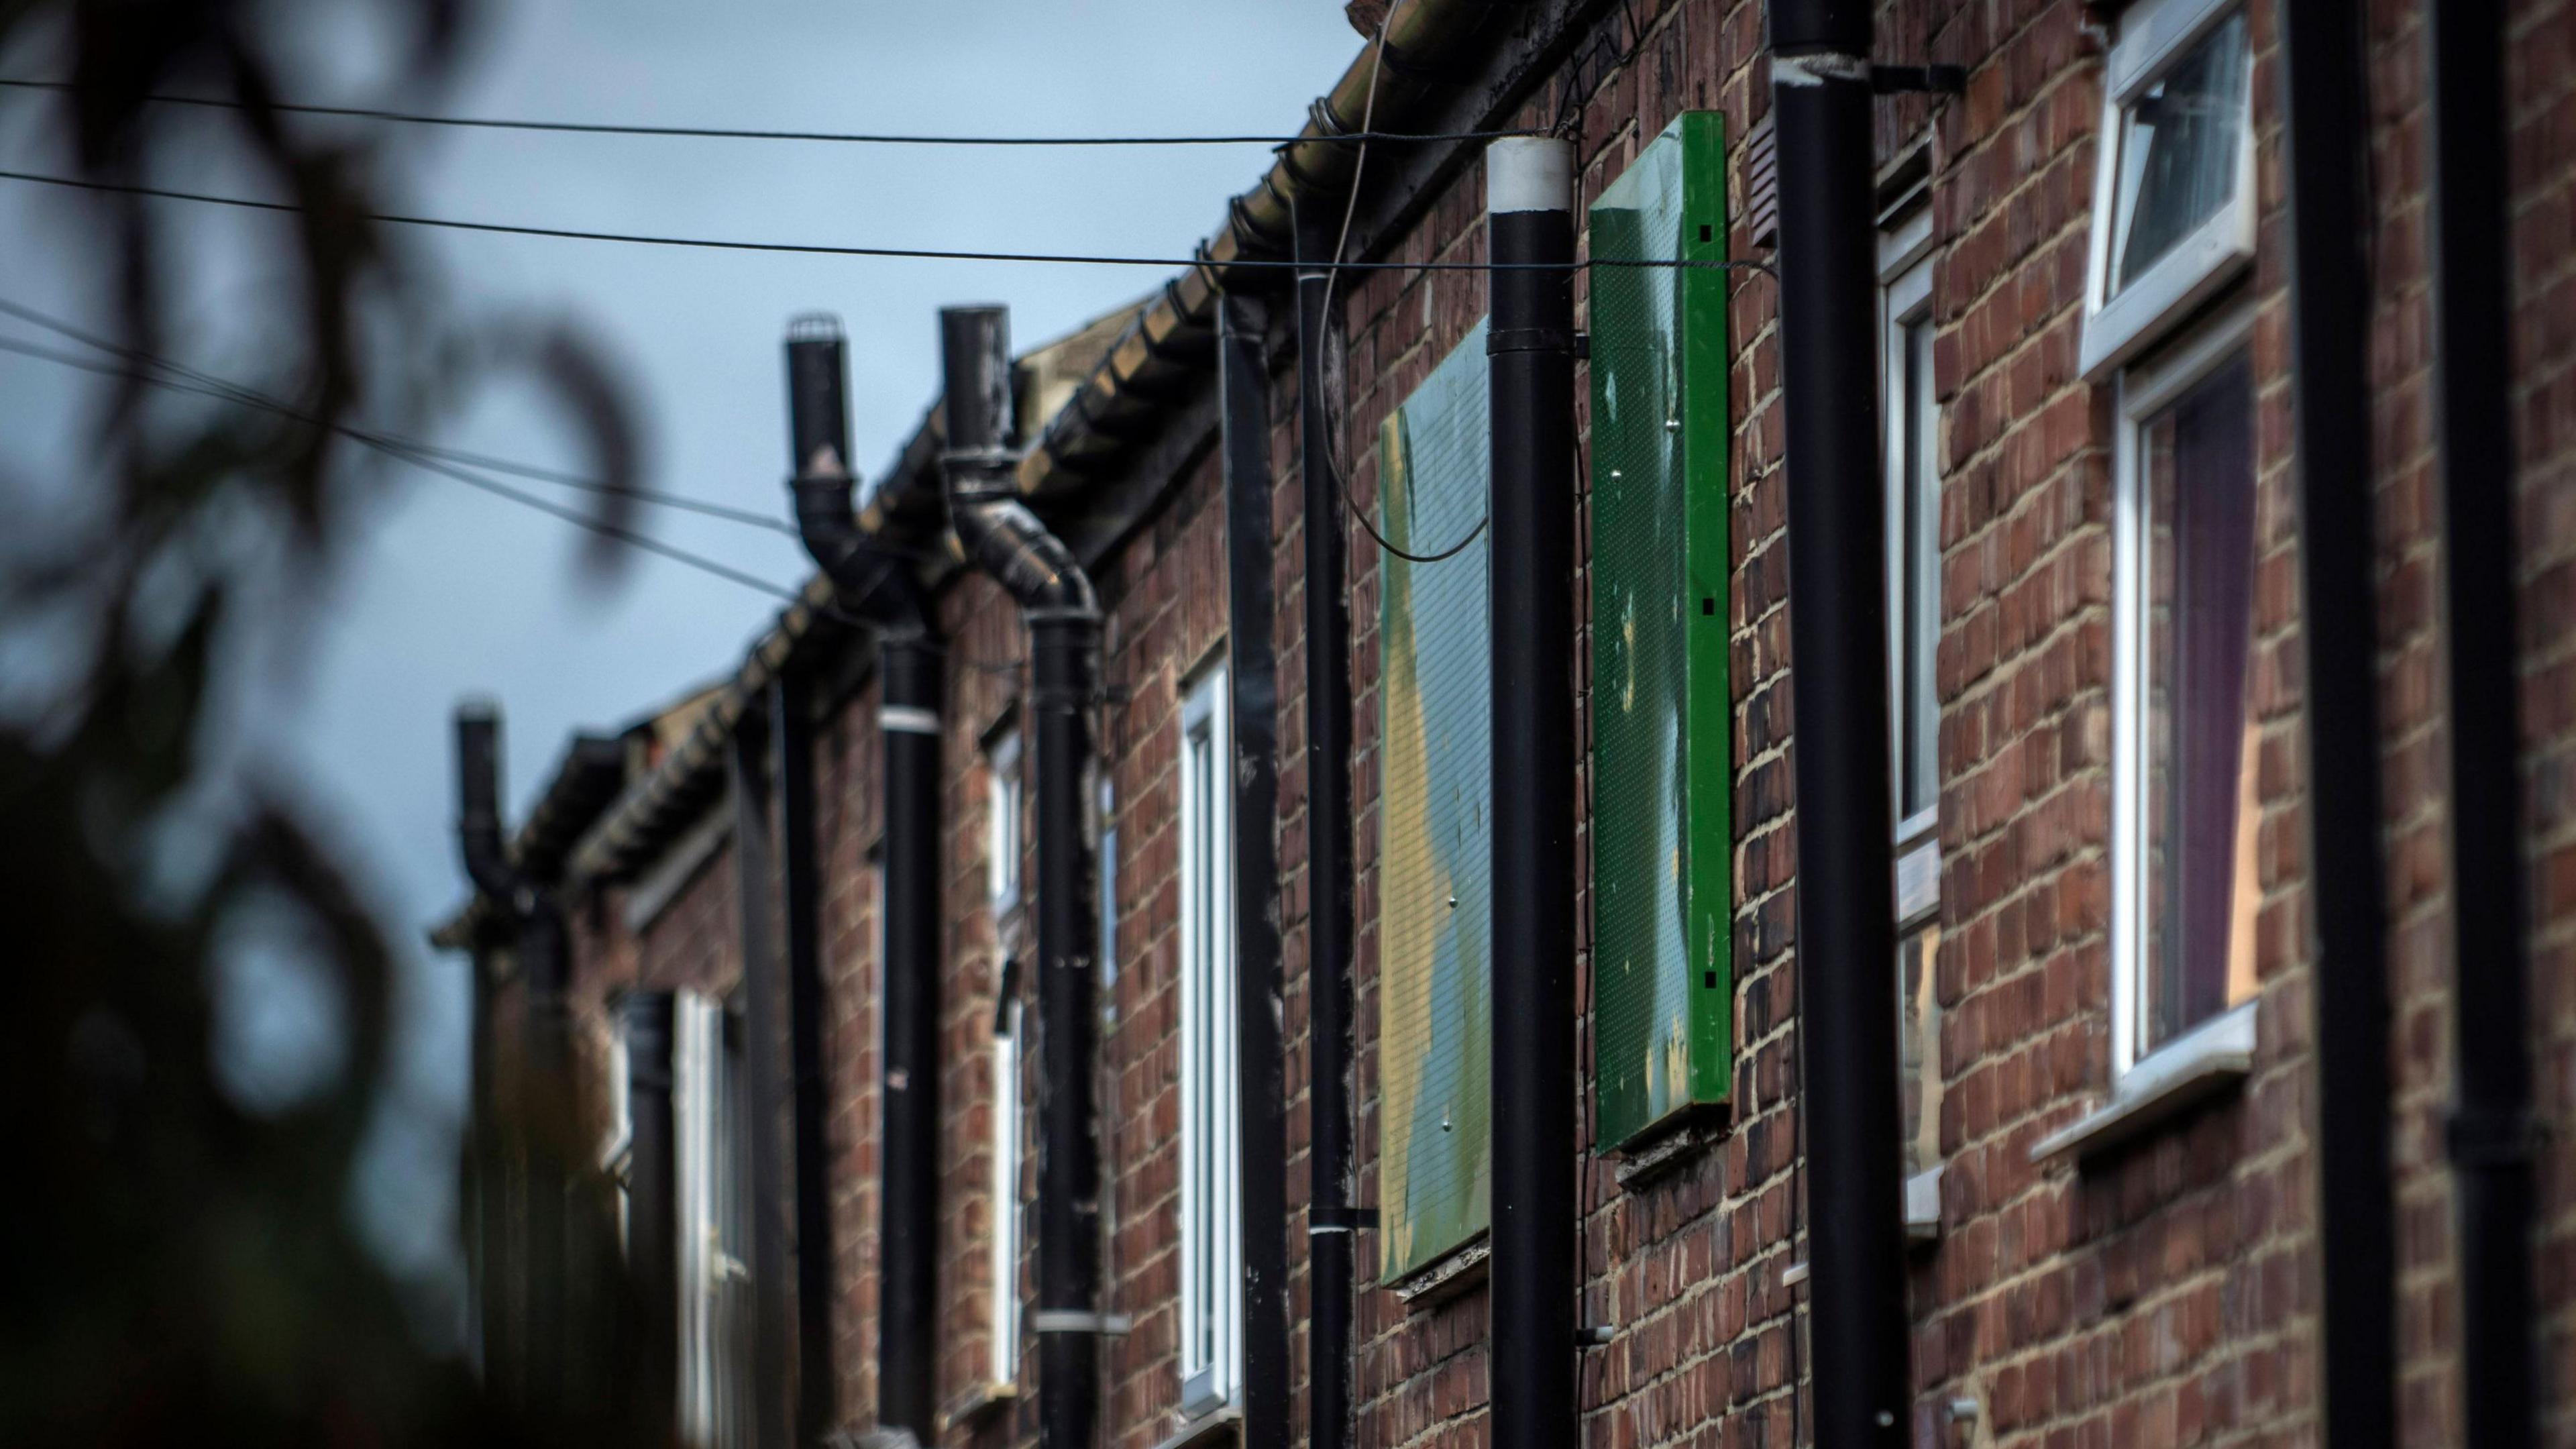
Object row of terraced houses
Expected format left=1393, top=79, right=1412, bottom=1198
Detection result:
left=440, top=1, right=2576, bottom=1447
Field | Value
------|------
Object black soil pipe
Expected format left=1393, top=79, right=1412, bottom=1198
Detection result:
left=729, top=716, right=794, bottom=1449
left=941, top=305, right=1102, bottom=1449
left=1291, top=201, right=1358, bottom=1449
left=1485, top=136, right=1582, bottom=1449
left=1764, top=5, right=1912, bottom=1445
left=454, top=700, right=570, bottom=1415
left=2277, top=2, right=2397, bottom=1444
left=1218, top=288, right=1290, bottom=1449
left=623, top=989, right=680, bottom=1439
left=2428, top=1, right=2538, bottom=1441
left=785, top=315, right=945, bottom=1442
left=771, top=669, right=839, bottom=1442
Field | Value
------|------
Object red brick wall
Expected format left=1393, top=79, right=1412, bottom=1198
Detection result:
left=534, top=3, right=2576, bottom=1446
left=2512, top=0, right=2576, bottom=1439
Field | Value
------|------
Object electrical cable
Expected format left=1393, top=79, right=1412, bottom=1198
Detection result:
left=0, top=166, right=1764, bottom=274
left=0, top=76, right=1541, bottom=148
left=0, top=328, right=843, bottom=615
left=0, top=299, right=798, bottom=535
left=1320, top=15, right=1489, bottom=567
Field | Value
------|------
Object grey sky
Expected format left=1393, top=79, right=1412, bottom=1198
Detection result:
left=1, top=0, right=1357, bottom=1320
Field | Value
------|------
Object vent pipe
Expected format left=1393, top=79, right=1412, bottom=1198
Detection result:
left=1485, top=136, right=1582, bottom=1449
left=940, top=305, right=1102, bottom=1449
left=2428, top=1, right=2538, bottom=1441
left=2277, top=2, right=2397, bottom=1444
left=785, top=315, right=945, bottom=1441
left=1764, top=1, right=1913, bottom=1444
left=621, top=989, right=680, bottom=1438
left=452, top=700, right=571, bottom=1417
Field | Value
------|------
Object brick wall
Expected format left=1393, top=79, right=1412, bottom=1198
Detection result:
left=529, top=3, right=2576, bottom=1447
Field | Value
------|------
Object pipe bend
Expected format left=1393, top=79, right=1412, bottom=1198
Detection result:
left=945, top=457, right=1099, bottom=618
left=792, top=472, right=932, bottom=639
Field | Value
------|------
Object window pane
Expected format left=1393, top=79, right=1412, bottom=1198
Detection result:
left=1899, top=315, right=1938, bottom=822
left=1897, top=922, right=1943, bottom=1179
left=2140, top=349, right=2260, bottom=1051
left=2112, top=12, right=2251, bottom=292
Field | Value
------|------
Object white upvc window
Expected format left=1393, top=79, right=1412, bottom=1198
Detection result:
left=675, top=991, right=753, bottom=1449
left=1882, top=199, right=1945, bottom=1238
left=603, top=1023, right=634, bottom=1250
left=2078, top=0, right=2257, bottom=380
left=1177, top=660, right=1240, bottom=1416
left=987, top=727, right=1024, bottom=917
left=989, top=982, right=1023, bottom=1387
left=2110, top=301, right=2262, bottom=1083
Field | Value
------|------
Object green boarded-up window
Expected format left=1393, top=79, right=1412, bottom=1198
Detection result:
left=1589, top=110, right=1735, bottom=1150
left=1376, top=319, right=1491, bottom=1280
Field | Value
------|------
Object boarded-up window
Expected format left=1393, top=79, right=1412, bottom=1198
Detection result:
left=1375, top=319, right=1492, bottom=1280
left=1588, top=111, right=1735, bottom=1149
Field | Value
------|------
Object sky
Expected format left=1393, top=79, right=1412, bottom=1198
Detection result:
left=0, top=0, right=1358, bottom=1329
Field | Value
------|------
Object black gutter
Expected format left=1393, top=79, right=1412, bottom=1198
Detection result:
left=770, top=669, right=838, bottom=1442
left=453, top=700, right=571, bottom=1417
left=1218, top=288, right=1290, bottom=1449
left=729, top=714, right=794, bottom=1449
left=2428, top=1, right=2538, bottom=1442
left=1292, top=202, right=1357, bottom=1449
left=2276, top=3, right=2398, bottom=1445
left=1764, top=5, right=1911, bottom=1445
left=786, top=316, right=945, bottom=1443
left=622, top=989, right=680, bottom=1440
left=941, top=304, right=1102, bottom=1449
left=1485, top=136, right=1581, bottom=1449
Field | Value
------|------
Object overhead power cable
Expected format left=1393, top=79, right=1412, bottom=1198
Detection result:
left=0, top=298, right=797, bottom=535
left=0, top=327, right=833, bottom=612
left=0, top=167, right=1766, bottom=274
left=0, top=76, right=1534, bottom=148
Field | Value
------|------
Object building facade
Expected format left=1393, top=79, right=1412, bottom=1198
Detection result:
left=447, top=1, right=2576, bottom=1447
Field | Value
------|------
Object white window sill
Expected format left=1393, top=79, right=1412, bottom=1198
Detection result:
left=1904, top=1165, right=1943, bottom=1244
left=1150, top=1404, right=1242, bottom=1449
left=2029, top=1002, right=2255, bottom=1165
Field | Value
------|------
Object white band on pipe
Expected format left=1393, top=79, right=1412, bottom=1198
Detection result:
left=1487, top=136, right=1573, bottom=215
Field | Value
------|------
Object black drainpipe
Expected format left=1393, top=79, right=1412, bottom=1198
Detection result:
left=623, top=989, right=680, bottom=1440
left=939, top=304, right=1102, bottom=1449
left=771, top=666, right=838, bottom=1442
left=1485, top=136, right=1581, bottom=1449
left=1292, top=203, right=1358, bottom=1449
left=787, top=316, right=945, bottom=1444
left=1218, top=288, right=1290, bottom=1449
left=2428, top=1, right=2538, bottom=1441
left=2276, top=2, right=2396, bottom=1445
left=453, top=700, right=570, bottom=1418
left=729, top=712, right=794, bottom=1449
left=1764, top=3, right=1911, bottom=1446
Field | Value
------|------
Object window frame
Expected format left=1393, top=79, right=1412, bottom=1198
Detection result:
left=988, top=987, right=1023, bottom=1387
left=2078, top=0, right=2258, bottom=381
left=2109, top=299, right=2260, bottom=1081
left=1176, top=659, right=1240, bottom=1416
left=1880, top=203, right=1945, bottom=1238
left=986, top=726, right=1024, bottom=918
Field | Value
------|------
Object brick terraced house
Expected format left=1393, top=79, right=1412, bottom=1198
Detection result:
left=443, top=1, right=2576, bottom=1447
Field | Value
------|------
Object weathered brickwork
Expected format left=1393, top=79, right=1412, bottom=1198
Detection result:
left=516, top=3, right=2576, bottom=1448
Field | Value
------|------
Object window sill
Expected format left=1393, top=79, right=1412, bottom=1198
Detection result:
left=2029, top=1003, right=2255, bottom=1166
left=1150, top=1405, right=1242, bottom=1449
left=936, top=1381, right=1018, bottom=1434
left=1389, top=1234, right=1489, bottom=1310
left=1904, top=1165, right=1942, bottom=1244
left=1613, top=1114, right=1727, bottom=1191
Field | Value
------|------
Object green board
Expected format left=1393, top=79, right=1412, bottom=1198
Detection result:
left=1375, top=319, right=1492, bottom=1280
left=1588, top=110, right=1734, bottom=1149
